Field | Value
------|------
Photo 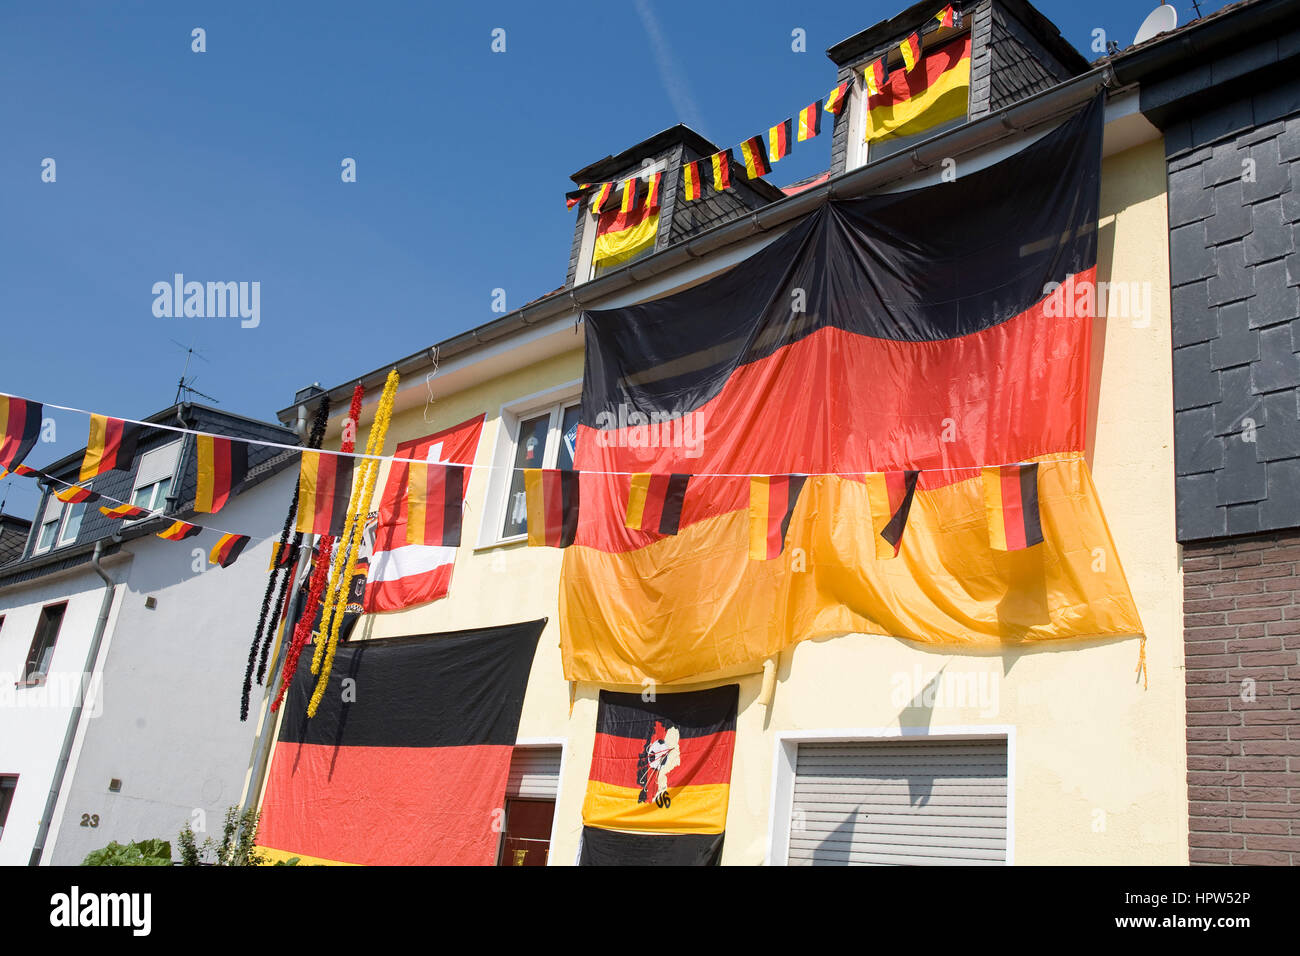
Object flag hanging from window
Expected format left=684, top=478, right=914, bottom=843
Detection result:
left=710, top=150, right=731, bottom=190
left=867, top=470, right=921, bottom=559
left=739, top=136, right=771, bottom=179
left=256, top=619, right=544, bottom=865
left=900, top=32, right=921, bottom=72
left=157, top=519, right=201, bottom=541
left=824, top=80, right=850, bottom=115
left=560, top=97, right=1142, bottom=685
left=525, top=468, right=580, bottom=548
left=748, top=474, right=806, bottom=560
left=645, top=171, right=663, bottom=210
left=619, top=177, right=639, bottom=214
left=367, top=414, right=484, bottom=614
left=768, top=119, right=793, bottom=162
left=295, top=450, right=354, bottom=537
left=866, top=35, right=971, bottom=144
left=797, top=101, right=823, bottom=141
left=405, top=462, right=466, bottom=548
left=80, top=415, right=143, bottom=482
left=99, top=503, right=151, bottom=520
left=590, top=181, right=614, bottom=215
left=55, top=485, right=100, bottom=505
left=209, top=533, right=250, bottom=568
left=580, top=685, right=738, bottom=866
left=593, top=179, right=660, bottom=272
left=625, top=473, right=690, bottom=536
left=983, top=463, right=1044, bottom=551
left=683, top=161, right=702, bottom=201
left=0, top=397, right=42, bottom=472
left=195, top=435, right=249, bottom=514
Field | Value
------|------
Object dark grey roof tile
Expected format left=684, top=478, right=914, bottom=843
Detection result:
left=1245, top=199, right=1295, bottom=265
left=1171, top=222, right=1216, bottom=286
left=1248, top=258, right=1300, bottom=329
left=1251, top=325, right=1300, bottom=393
left=1203, top=139, right=1246, bottom=188
left=1175, top=405, right=1224, bottom=472
left=1174, top=344, right=1221, bottom=412
left=1169, top=165, right=1214, bottom=226
left=1259, top=459, right=1300, bottom=529
left=1257, top=390, right=1300, bottom=461
left=1225, top=501, right=1262, bottom=535
left=1205, top=181, right=1251, bottom=246
left=1177, top=472, right=1227, bottom=540
left=1211, top=301, right=1258, bottom=369
left=1172, top=280, right=1216, bottom=347
left=1242, top=137, right=1291, bottom=204
left=1214, top=365, right=1262, bottom=438
left=1207, top=242, right=1255, bottom=306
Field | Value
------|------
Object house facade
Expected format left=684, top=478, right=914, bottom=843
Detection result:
left=0, top=404, right=298, bottom=865
left=243, top=0, right=1288, bottom=866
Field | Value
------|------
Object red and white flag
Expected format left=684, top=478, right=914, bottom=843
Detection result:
left=364, top=414, right=485, bottom=613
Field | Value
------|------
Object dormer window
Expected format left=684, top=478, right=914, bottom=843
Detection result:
left=590, top=165, right=665, bottom=279
left=862, top=32, right=972, bottom=160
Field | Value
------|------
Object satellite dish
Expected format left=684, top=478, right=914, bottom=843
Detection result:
left=1134, top=4, right=1178, bottom=45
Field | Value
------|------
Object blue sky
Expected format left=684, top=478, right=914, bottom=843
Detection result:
left=0, top=0, right=1227, bottom=520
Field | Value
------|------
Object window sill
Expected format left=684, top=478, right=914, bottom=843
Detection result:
left=473, top=535, right=530, bottom=554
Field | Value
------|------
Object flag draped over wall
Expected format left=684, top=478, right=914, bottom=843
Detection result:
left=256, top=620, right=544, bottom=866
left=580, top=685, right=738, bottom=866
left=559, top=97, right=1142, bottom=685
left=865, top=34, right=971, bottom=144
left=366, top=414, right=484, bottom=613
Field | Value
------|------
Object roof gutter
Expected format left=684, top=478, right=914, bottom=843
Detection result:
left=288, top=65, right=1124, bottom=422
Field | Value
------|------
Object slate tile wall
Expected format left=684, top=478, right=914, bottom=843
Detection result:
left=1168, top=105, right=1300, bottom=541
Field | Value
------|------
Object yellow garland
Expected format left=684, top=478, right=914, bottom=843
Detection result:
left=307, top=369, right=399, bottom=717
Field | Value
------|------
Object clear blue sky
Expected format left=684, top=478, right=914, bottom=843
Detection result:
left=0, top=0, right=1228, bottom=520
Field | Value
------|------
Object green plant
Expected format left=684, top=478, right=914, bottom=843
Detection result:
left=178, top=805, right=270, bottom=866
left=82, top=838, right=172, bottom=866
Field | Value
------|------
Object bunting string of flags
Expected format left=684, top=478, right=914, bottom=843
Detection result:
left=562, top=3, right=964, bottom=210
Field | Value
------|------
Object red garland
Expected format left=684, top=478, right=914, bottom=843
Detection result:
left=270, top=385, right=365, bottom=713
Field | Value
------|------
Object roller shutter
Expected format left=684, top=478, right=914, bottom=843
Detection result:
left=505, top=746, right=562, bottom=800
left=788, top=738, right=1008, bottom=865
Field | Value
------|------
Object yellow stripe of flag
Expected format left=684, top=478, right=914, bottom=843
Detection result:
left=748, top=476, right=770, bottom=560
left=524, top=468, right=546, bottom=547
left=982, top=466, right=1008, bottom=550
left=625, top=473, right=651, bottom=531
left=581, top=780, right=731, bottom=835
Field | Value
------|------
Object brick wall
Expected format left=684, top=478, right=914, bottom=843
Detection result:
left=1184, top=529, right=1300, bottom=865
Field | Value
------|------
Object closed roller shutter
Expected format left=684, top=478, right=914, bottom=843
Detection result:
left=505, top=746, right=562, bottom=800
left=789, top=739, right=1007, bottom=866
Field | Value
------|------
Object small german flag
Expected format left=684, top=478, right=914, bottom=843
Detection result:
left=983, top=463, right=1044, bottom=551
left=683, top=161, right=702, bottom=201
left=620, top=177, right=639, bottom=215
left=405, top=462, right=466, bottom=548
left=824, top=80, right=850, bottom=116
left=295, top=450, right=354, bottom=537
left=195, top=434, right=248, bottom=514
left=768, top=119, right=793, bottom=163
left=900, top=32, right=922, bottom=72
left=566, top=182, right=592, bottom=209
left=797, top=101, right=823, bottom=141
left=625, top=473, right=690, bottom=536
left=590, top=181, right=614, bottom=215
left=55, top=485, right=100, bottom=505
left=710, top=150, right=731, bottom=191
left=524, top=468, right=579, bottom=548
left=99, top=503, right=151, bottom=520
left=12, top=464, right=47, bottom=478
left=748, top=474, right=807, bottom=560
left=867, top=470, right=921, bottom=559
left=865, top=57, right=887, bottom=97
left=739, top=136, right=771, bottom=179
left=157, top=519, right=201, bottom=541
left=0, top=397, right=42, bottom=472
left=210, top=533, right=251, bottom=568
left=268, top=540, right=295, bottom=570
left=80, top=415, right=143, bottom=483
left=645, top=171, right=663, bottom=210
left=936, top=4, right=960, bottom=28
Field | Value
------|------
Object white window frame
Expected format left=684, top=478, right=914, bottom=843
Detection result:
left=33, top=492, right=69, bottom=555
left=475, top=380, right=583, bottom=549
left=500, top=738, right=568, bottom=867
left=765, top=725, right=1016, bottom=866
left=55, top=499, right=87, bottom=547
left=127, top=439, right=181, bottom=522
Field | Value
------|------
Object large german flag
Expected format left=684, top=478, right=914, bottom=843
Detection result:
left=80, top=415, right=143, bottom=482
left=559, top=97, right=1143, bottom=685
left=195, top=435, right=248, bottom=514
left=0, top=397, right=41, bottom=472
left=865, top=34, right=971, bottom=144
left=580, top=685, right=737, bottom=866
left=256, top=620, right=544, bottom=866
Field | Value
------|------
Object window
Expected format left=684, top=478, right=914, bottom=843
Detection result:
left=57, top=501, right=87, bottom=547
left=129, top=440, right=181, bottom=518
left=498, top=402, right=581, bottom=540
left=0, top=776, right=16, bottom=842
left=584, top=162, right=666, bottom=281
left=496, top=745, right=562, bottom=866
left=23, top=602, right=67, bottom=685
left=33, top=492, right=69, bottom=554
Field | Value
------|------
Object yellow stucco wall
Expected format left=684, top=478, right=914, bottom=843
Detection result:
left=337, top=137, right=1183, bottom=865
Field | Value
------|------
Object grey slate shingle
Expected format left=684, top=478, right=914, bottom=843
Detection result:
left=1258, top=390, right=1300, bottom=461
left=1205, top=180, right=1251, bottom=246
left=1207, top=241, right=1255, bottom=306
left=1172, top=280, right=1216, bottom=347
left=1245, top=199, right=1295, bottom=265
left=1174, top=344, right=1220, bottom=412
left=1170, top=222, right=1215, bottom=286
left=1251, top=325, right=1300, bottom=393
left=1249, top=258, right=1300, bottom=329
left=1242, top=137, right=1291, bottom=203
left=1211, top=301, right=1259, bottom=369
left=1175, top=405, right=1223, bottom=474
left=1214, top=365, right=1262, bottom=438
left=1259, top=458, right=1300, bottom=528
left=1169, top=165, right=1214, bottom=226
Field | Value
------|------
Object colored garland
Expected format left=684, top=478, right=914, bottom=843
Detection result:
left=307, top=369, right=399, bottom=718
left=239, top=396, right=330, bottom=721
left=270, top=385, right=364, bottom=714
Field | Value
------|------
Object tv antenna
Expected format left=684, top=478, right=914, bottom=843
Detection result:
left=170, top=337, right=221, bottom=405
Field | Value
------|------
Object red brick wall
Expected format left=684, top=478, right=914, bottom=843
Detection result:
left=1184, top=531, right=1300, bottom=865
